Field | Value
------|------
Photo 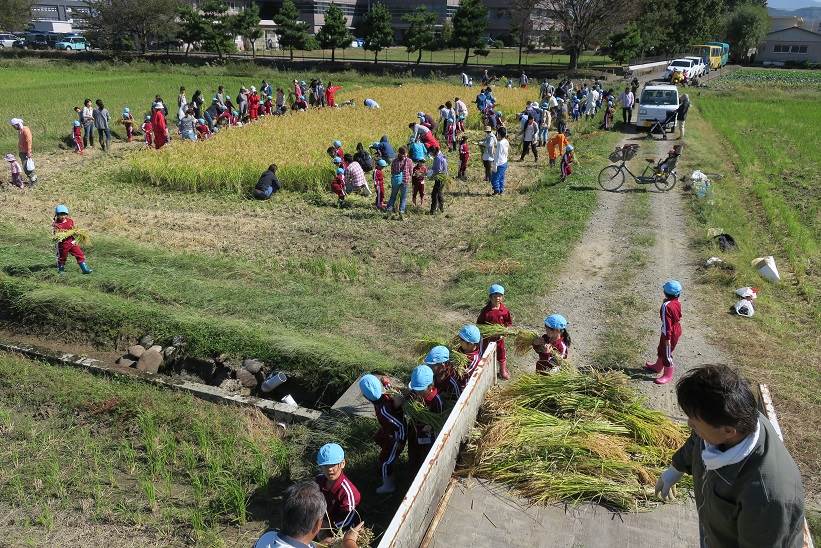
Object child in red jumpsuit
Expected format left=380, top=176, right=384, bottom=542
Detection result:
left=425, top=345, right=461, bottom=400
left=52, top=204, right=92, bottom=274
left=644, top=280, right=682, bottom=385
left=560, top=144, right=575, bottom=182
left=359, top=374, right=406, bottom=494
left=373, top=158, right=386, bottom=210
left=72, top=120, right=83, bottom=154
left=141, top=116, right=153, bottom=148
left=315, top=443, right=361, bottom=534
left=458, top=135, right=469, bottom=180
left=248, top=89, right=260, bottom=120
left=407, top=365, right=444, bottom=472
left=331, top=167, right=347, bottom=207
left=456, top=324, right=482, bottom=388
left=477, top=284, right=513, bottom=379
left=121, top=107, right=134, bottom=142
left=195, top=118, right=211, bottom=140
left=532, top=314, right=570, bottom=374
left=411, top=159, right=427, bottom=207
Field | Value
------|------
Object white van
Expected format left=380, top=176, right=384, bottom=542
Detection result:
left=664, top=59, right=696, bottom=80
left=637, top=85, right=680, bottom=131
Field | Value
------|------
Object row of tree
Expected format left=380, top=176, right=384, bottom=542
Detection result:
left=607, top=0, right=769, bottom=64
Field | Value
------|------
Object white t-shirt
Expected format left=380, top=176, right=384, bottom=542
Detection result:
left=493, top=138, right=509, bottom=168
left=481, top=133, right=497, bottom=161
left=455, top=100, right=468, bottom=116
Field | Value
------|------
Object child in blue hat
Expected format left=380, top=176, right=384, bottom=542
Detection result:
left=358, top=374, right=406, bottom=494
left=456, top=324, right=482, bottom=387
left=52, top=204, right=92, bottom=274
left=72, top=120, right=83, bottom=154
left=477, top=284, right=513, bottom=379
left=645, top=280, right=682, bottom=385
left=532, top=314, right=571, bottom=374
left=315, top=443, right=361, bottom=533
left=121, top=107, right=134, bottom=142
left=373, top=158, right=387, bottom=210
left=407, top=365, right=444, bottom=471
left=425, top=345, right=460, bottom=400
left=330, top=167, right=347, bottom=208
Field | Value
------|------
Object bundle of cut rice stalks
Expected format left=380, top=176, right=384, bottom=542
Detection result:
left=52, top=227, right=91, bottom=246
left=403, top=397, right=452, bottom=433
left=412, top=337, right=470, bottom=378
left=476, top=324, right=540, bottom=356
left=466, top=366, right=688, bottom=511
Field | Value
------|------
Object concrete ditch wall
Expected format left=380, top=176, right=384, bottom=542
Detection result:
left=377, top=342, right=498, bottom=548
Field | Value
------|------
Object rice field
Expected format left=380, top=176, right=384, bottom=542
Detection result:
left=126, top=84, right=534, bottom=194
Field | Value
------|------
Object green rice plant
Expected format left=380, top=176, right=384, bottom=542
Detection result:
left=477, top=324, right=540, bottom=355
left=403, top=398, right=451, bottom=432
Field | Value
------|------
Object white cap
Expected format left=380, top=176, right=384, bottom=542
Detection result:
left=9, top=118, right=23, bottom=127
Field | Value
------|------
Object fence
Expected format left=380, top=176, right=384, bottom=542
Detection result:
left=376, top=342, right=497, bottom=548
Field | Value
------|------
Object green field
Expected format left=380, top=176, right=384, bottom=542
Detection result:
left=685, top=68, right=820, bottom=501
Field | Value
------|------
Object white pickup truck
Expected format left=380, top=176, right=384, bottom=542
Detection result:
left=636, top=84, right=680, bottom=132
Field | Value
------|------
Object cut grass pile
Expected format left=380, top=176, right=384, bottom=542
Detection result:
left=0, top=351, right=288, bottom=545
left=126, top=84, right=534, bottom=194
left=0, top=57, right=411, bottom=152
left=467, top=367, right=688, bottom=511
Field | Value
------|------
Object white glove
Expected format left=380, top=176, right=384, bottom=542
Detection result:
left=654, top=466, right=683, bottom=501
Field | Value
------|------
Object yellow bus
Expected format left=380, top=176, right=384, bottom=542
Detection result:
left=690, top=44, right=722, bottom=70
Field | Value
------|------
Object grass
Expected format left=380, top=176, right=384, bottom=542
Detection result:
left=0, top=57, right=416, bottom=152
left=682, top=76, right=820, bottom=508
left=0, top=350, right=289, bottom=545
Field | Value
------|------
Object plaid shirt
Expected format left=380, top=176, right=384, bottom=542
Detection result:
left=344, top=161, right=366, bottom=189
left=391, top=156, right=413, bottom=184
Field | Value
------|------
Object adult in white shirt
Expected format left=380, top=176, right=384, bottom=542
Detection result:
left=480, top=125, right=497, bottom=182
left=619, top=87, right=635, bottom=125
left=588, top=88, right=600, bottom=117
left=490, top=127, right=509, bottom=195
left=461, top=72, right=470, bottom=86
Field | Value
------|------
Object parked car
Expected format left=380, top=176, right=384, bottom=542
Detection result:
left=664, top=58, right=696, bottom=81
left=0, top=33, right=22, bottom=48
left=684, top=56, right=706, bottom=77
left=636, top=84, right=680, bottom=132
left=22, top=33, right=52, bottom=49
left=55, top=35, right=89, bottom=51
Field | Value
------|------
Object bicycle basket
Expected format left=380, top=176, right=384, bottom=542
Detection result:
left=622, top=144, right=639, bottom=160
left=608, top=149, right=623, bottom=162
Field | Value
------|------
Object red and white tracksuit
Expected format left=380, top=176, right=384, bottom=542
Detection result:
left=373, top=169, right=385, bottom=209
left=372, top=394, right=406, bottom=482
left=477, top=303, right=513, bottom=369
left=53, top=217, right=85, bottom=266
left=458, top=142, right=469, bottom=178
left=656, top=297, right=682, bottom=367
left=458, top=348, right=481, bottom=389
left=73, top=126, right=83, bottom=153
left=315, top=472, right=361, bottom=529
left=533, top=334, right=569, bottom=373
left=141, top=122, right=153, bottom=147
left=408, top=389, right=444, bottom=471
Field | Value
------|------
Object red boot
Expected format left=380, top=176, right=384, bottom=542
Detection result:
left=498, top=360, right=510, bottom=380
left=644, top=360, right=664, bottom=374
left=655, top=367, right=674, bottom=385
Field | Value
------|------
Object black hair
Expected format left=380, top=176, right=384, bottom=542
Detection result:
left=343, top=153, right=354, bottom=163
left=676, top=364, right=758, bottom=435
left=268, top=163, right=277, bottom=173
left=497, top=127, right=507, bottom=138
left=326, top=146, right=335, bottom=155
left=561, top=329, right=571, bottom=347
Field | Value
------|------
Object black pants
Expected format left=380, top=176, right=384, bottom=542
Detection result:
left=520, top=140, right=537, bottom=161
left=483, top=159, right=492, bottom=181
left=622, top=107, right=632, bottom=124
left=430, top=180, right=444, bottom=213
left=97, top=128, right=111, bottom=150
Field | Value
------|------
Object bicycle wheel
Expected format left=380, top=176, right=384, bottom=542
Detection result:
left=598, top=165, right=625, bottom=191
left=655, top=172, right=677, bottom=192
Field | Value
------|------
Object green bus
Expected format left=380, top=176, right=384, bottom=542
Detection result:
left=690, top=44, right=722, bottom=70
left=706, top=42, right=730, bottom=66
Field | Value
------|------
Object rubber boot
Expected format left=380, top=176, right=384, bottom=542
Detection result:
left=655, top=367, right=674, bottom=385
left=498, top=359, right=510, bottom=380
left=57, top=265, right=65, bottom=275
left=644, top=360, right=664, bottom=374
left=376, top=475, right=396, bottom=494
left=79, top=262, right=93, bottom=274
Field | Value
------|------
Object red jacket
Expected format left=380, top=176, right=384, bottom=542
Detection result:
left=458, top=348, right=481, bottom=387
left=52, top=217, right=77, bottom=247
left=459, top=142, right=470, bottom=160
left=660, top=297, right=682, bottom=341
left=73, top=126, right=82, bottom=140
left=315, top=473, right=360, bottom=528
left=533, top=334, right=568, bottom=370
left=373, top=394, right=406, bottom=442
left=326, top=85, right=342, bottom=107
left=477, top=303, right=512, bottom=327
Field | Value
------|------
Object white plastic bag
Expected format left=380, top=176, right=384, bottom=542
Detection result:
left=25, top=157, right=35, bottom=172
left=735, top=287, right=757, bottom=299
left=734, top=299, right=754, bottom=317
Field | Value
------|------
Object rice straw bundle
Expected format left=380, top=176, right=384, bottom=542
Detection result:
left=477, top=325, right=540, bottom=356
left=412, top=338, right=470, bottom=377
left=52, top=227, right=91, bottom=246
left=403, top=398, right=450, bottom=432
left=466, top=366, right=688, bottom=511
left=318, top=523, right=375, bottom=548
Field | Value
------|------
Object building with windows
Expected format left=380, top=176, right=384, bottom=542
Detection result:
left=757, top=26, right=821, bottom=65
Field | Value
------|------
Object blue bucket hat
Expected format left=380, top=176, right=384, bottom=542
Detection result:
left=409, top=365, right=434, bottom=391
left=123, top=107, right=130, bottom=114
left=333, top=156, right=342, bottom=164
left=73, top=120, right=80, bottom=127
left=332, top=140, right=342, bottom=148
left=358, top=374, right=383, bottom=401
left=55, top=204, right=69, bottom=215
left=544, top=314, right=568, bottom=330
left=489, top=284, right=505, bottom=295
left=316, top=443, right=345, bottom=466
left=424, top=345, right=450, bottom=365
left=663, top=280, right=682, bottom=297
left=336, top=167, right=344, bottom=175
left=458, top=324, right=481, bottom=344
left=377, top=159, right=387, bottom=168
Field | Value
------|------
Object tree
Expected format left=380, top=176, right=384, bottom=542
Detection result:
left=509, top=0, right=541, bottom=67
left=234, top=3, right=262, bottom=57
left=608, top=23, right=643, bottom=64
left=671, top=0, right=725, bottom=52
left=82, top=0, right=181, bottom=53
left=177, top=5, right=207, bottom=56
left=402, top=6, right=437, bottom=64
left=634, top=0, right=678, bottom=56
left=0, top=0, right=35, bottom=32
left=541, top=0, right=633, bottom=69
left=361, top=2, right=393, bottom=64
left=198, top=0, right=236, bottom=59
left=274, top=0, right=311, bottom=61
left=317, top=3, right=353, bottom=62
left=725, top=3, right=768, bottom=62
left=450, top=0, right=488, bottom=65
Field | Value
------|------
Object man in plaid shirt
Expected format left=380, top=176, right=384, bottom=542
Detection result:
left=343, top=154, right=371, bottom=196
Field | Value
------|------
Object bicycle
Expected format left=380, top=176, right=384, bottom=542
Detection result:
left=598, top=143, right=680, bottom=192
